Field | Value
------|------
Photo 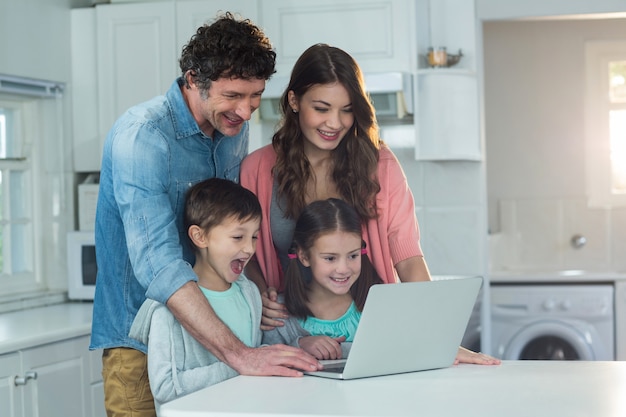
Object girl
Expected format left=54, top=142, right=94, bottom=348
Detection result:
left=263, top=198, right=383, bottom=360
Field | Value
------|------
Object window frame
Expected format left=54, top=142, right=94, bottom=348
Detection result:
left=585, top=40, right=626, bottom=207
left=0, top=97, right=45, bottom=297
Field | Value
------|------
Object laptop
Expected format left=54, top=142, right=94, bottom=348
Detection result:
left=303, top=276, right=483, bottom=380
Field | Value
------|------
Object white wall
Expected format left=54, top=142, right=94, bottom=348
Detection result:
left=483, top=18, right=626, bottom=272
left=477, top=0, right=626, bottom=20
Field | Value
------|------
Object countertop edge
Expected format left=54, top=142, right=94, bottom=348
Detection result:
left=489, top=271, right=626, bottom=283
left=0, top=302, right=94, bottom=355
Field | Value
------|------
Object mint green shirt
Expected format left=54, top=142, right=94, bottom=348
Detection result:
left=200, top=281, right=254, bottom=347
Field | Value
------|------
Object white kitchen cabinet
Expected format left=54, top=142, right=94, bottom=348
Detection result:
left=96, top=1, right=177, bottom=145
left=175, top=0, right=257, bottom=55
left=71, top=0, right=258, bottom=172
left=415, top=70, right=481, bottom=160
left=88, top=348, right=106, bottom=417
left=71, top=8, right=100, bottom=172
left=413, top=0, right=481, bottom=161
left=0, top=335, right=102, bottom=417
left=0, top=353, right=23, bottom=417
left=71, top=1, right=177, bottom=172
left=259, top=0, right=416, bottom=77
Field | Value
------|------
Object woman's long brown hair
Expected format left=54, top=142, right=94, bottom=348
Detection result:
left=272, top=44, right=382, bottom=221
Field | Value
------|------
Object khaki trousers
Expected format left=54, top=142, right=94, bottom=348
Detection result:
left=102, top=348, right=156, bottom=417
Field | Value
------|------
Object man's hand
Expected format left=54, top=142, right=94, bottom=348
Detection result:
left=260, top=287, right=289, bottom=330
left=228, top=344, right=322, bottom=377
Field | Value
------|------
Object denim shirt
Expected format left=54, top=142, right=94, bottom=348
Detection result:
left=90, top=78, right=249, bottom=352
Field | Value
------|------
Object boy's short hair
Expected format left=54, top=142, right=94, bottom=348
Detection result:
left=184, top=178, right=262, bottom=238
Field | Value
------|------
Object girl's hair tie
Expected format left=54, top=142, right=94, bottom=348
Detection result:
left=361, top=240, right=367, bottom=255
left=287, top=253, right=298, bottom=259
left=361, top=248, right=368, bottom=255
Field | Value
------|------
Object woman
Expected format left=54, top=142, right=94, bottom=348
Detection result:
left=242, top=44, right=427, bottom=293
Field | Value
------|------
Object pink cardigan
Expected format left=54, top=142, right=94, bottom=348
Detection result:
left=240, top=144, right=423, bottom=290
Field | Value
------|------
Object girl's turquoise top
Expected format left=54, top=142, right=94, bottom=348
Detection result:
left=298, top=301, right=361, bottom=342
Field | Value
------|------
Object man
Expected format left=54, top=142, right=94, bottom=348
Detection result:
left=90, top=13, right=320, bottom=417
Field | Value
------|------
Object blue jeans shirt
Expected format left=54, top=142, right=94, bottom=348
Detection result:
left=90, top=78, right=249, bottom=352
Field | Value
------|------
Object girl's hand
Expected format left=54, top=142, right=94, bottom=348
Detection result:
left=260, top=287, right=289, bottom=330
left=454, top=346, right=501, bottom=365
left=299, top=336, right=346, bottom=360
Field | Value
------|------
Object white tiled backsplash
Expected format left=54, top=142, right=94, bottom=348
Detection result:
left=489, top=198, right=626, bottom=273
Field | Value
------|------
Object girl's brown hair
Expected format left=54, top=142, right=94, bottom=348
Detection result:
left=284, top=198, right=383, bottom=319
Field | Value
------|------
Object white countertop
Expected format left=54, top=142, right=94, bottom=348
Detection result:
left=490, top=270, right=626, bottom=283
left=0, top=301, right=93, bottom=354
left=160, top=361, right=626, bottom=417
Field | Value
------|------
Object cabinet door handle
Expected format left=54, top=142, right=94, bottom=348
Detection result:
left=14, top=371, right=38, bottom=386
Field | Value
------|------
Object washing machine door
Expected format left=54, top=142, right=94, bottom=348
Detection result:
left=503, top=321, right=595, bottom=360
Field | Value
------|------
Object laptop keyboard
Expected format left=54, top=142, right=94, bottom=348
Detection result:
left=321, top=361, right=346, bottom=373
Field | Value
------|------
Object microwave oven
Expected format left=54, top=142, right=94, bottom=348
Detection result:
left=67, top=231, right=97, bottom=300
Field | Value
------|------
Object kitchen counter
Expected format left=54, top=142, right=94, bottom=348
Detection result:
left=161, top=361, right=626, bottom=417
left=490, top=270, right=626, bottom=283
left=0, top=301, right=93, bottom=354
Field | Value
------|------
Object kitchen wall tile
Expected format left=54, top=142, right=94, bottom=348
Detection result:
left=512, top=199, right=562, bottom=270
left=611, top=208, right=626, bottom=272
left=392, top=146, right=425, bottom=205
left=423, top=161, right=483, bottom=206
left=492, top=198, right=624, bottom=273
left=420, top=206, right=484, bottom=275
left=562, top=200, right=610, bottom=271
left=42, top=172, right=73, bottom=291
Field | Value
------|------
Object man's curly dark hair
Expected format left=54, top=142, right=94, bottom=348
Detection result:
left=179, top=12, right=276, bottom=92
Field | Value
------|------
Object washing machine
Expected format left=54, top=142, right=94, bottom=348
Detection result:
left=491, top=284, right=614, bottom=360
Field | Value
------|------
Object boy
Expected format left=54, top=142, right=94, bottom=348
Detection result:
left=130, top=178, right=264, bottom=411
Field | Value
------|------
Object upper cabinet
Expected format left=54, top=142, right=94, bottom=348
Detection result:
left=71, top=0, right=482, bottom=170
left=414, top=0, right=481, bottom=161
left=71, top=8, right=100, bottom=172
left=175, top=0, right=257, bottom=55
left=71, top=2, right=176, bottom=172
left=71, top=0, right=255, bottom=172
left=259, top=0, right=417, bottom=76
left=96, top=1, right=177, bottom=143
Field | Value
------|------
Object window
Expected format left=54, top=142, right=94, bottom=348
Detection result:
left=585, top=41, right=626, bottom=207
left=0, top=75, right=67, bottom=309
left=0, top=100, right=42, bottom=295
left=608, top=62, right=626, bottom=194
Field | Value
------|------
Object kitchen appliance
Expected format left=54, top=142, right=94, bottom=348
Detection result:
left=78, top=173, right=99, bottom=231
left=259, top=72, right=413, bottom=121
left=491, top=284, right=614, bottom=360
left=67, top=231, right=97, bottom=300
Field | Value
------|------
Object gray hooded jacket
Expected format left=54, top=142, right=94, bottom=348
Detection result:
left=129, top=275, right=263, bottom=411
